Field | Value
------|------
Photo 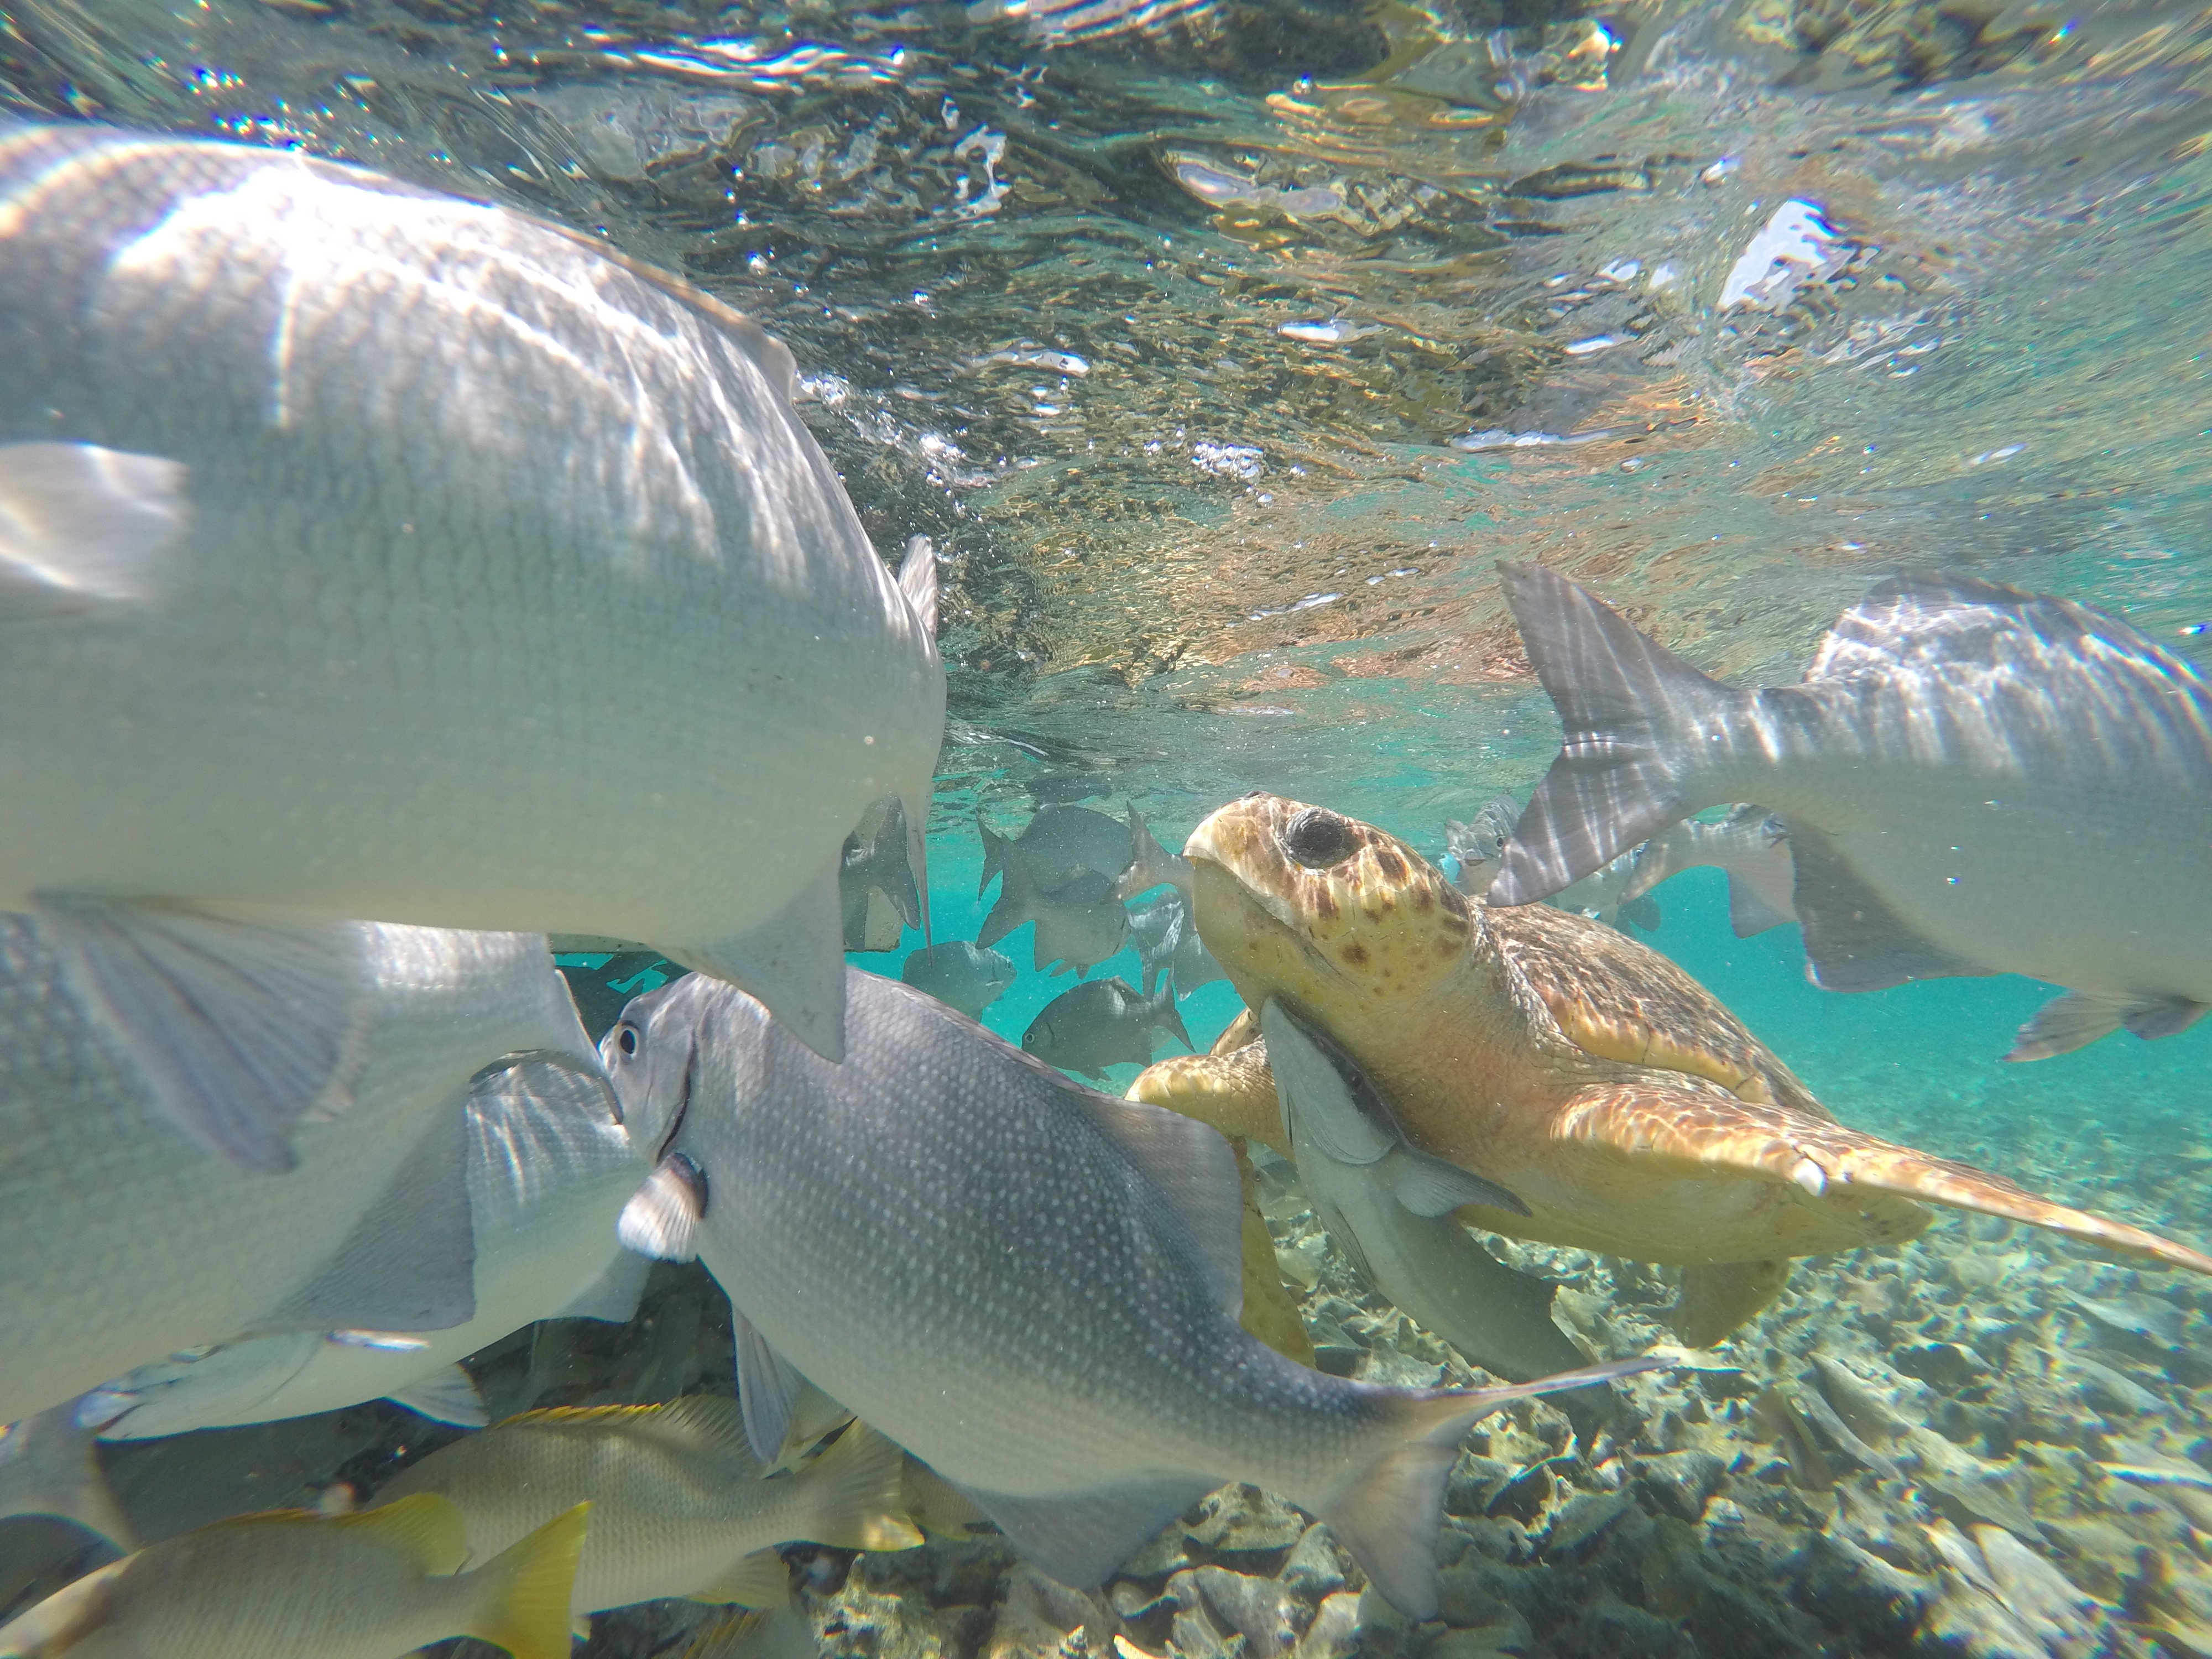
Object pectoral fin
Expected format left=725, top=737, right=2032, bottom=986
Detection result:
left=271, top=1097, right=476, bottom=1332
left=34, top=898, right=378, bottom=1173
left=618, top=1154, right=707, bottom=1263
left=0, top=441, right=190, bottom=616
left=676, top=863, right=847, bottom=1060
left=733, top=1311, right=807, bottom=1467
left=0, top=1400, right=137, bottom=1550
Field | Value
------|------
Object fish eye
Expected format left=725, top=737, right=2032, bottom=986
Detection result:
left=617, top=1025, right=638, bottom=1057
left=1282, top=807, right=1357, bottom=868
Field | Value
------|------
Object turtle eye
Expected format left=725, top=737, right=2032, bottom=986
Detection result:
left=1282, top=807, right=1357, bottom=868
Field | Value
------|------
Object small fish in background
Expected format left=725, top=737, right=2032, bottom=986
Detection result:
left=1444, top=795, right=1657, bottom=930
left=0, top=916, right=596, bottom=1429
left=978, top=863, right=1129, bottom=975
left=601, top=968, right=1661, bottom=1618
left=1125, top=889, right=1225, bottom=997
left=1022, top=976, right=1193, bottom=1078
left=1443, top=794, right=1520, bottom=898
left=899, top=941, right=1018, bottom=1018
left=0, top=122, right=944, bottom=1077
left=87, top=1056, right=648, bottom=1439
left=1624, top=806, right=1798, bottom=937
left=839, top=797, right=923, bottom=954
left=1493, top=563, right=2212, bottom=1057
left=377, top=1399, right=917, bottom=1617
left=0, top=1492, right=588, bottom=1659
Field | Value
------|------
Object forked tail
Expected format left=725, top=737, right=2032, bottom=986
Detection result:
left=1491, top=563, right=1749, bottom=906
left=1318, top=1355, right=1666, bottom=1618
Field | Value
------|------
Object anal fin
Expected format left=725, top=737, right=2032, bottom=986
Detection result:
left=270, top=1095, right=476, bottom=1332
left=675, top=863, right=847, bottom=1061
left=962, top=1478, right=1214, bottom=1591
left=734, top=1311, right=807, bottom=1467
left=386, top=1365, right=489, bottom=1428
left=687, top=1547, right=793, bottom=1608
left=1786, top=830, right=1992, bottom=993
left=1673, top=1259, right=1792, bottom=1347
left=2009, top=989, right=2211, bottom=1060
left=33, top=898, right=379, bottom=1173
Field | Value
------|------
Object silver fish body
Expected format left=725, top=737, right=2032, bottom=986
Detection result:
left=0, top=122, right=942, bottom=1065
left=1494, top=565, right=2212, bottom=1057
left=0, top=914, right=591, bottom=1427
left=599, top=968, right=1655, bottom=1616
left=1623, top=806, right=1797, bottom=937
left=88, top=1056, right=645, bottom=1438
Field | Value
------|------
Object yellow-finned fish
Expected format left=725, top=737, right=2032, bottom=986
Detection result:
left=377, top=1397, right=920, bottom=1615
left=0, top=1493, right=587, bottom=1659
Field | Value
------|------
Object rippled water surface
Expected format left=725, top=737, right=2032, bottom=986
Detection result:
left=6, top=0, right=2212, bottom=1653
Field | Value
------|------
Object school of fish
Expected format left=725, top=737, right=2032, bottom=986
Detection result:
left=3, top=105, right=2209, bottom=1659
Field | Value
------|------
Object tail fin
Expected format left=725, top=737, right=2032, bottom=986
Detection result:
left=1491, top=563, right=1748, bottom=906
left=798, top=1424, right=925, bottom=1553
left=0, top=1400, right=136, bottom=1551
left=1146, top=980, right=1193, bottom=1053
left=464, top=1501, right=591, bottom=1659
left=975, top=852, right=1037, bottom=949
left=977, top=813, right=1010, bottom=899
left=1321, top=1355, right=1667, bottom=1618
left=1115, top=808, right=1194, bottom=901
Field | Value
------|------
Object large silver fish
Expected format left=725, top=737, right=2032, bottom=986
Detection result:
left=0, top=122, right=942, bottom=1112
left=86, top=1057, right=646, bottom=1438
left=598, top=967, right=1654, bottom=1617
left=0, top=914, right=593, bottom=1427
left=1492, top=564, right=2212, bottom=1058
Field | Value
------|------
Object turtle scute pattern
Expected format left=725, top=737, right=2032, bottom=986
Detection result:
left=1488, top=901, right=1824, bottom=1115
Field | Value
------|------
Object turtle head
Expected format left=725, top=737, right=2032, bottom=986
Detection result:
left=1184, top=793, right=1474, bottom=1014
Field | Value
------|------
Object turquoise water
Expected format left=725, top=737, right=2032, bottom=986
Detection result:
left=4, top=0, right=2212, bottom=1652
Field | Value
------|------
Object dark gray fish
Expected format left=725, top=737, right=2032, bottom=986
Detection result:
left=600, top=968, right=1656, bottom=1617
left=978, top=863, right=1129, bottom=975
left=1126, top=889, right=1225, bottom=998
left=978, top=805, right=1133, bottom=898
left=1022, top=976, right=1191, bottom=1078
left=841, top=797, right=921, bottom=953
left=1623, top=806, right=1797, bottom=937
left=899, top=941, right=1018, bottom=1018
left=1494, top=564, right=2212, bottom=1058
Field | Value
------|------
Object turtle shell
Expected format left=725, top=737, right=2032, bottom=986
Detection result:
left=1485, top=900, right=1828, bottom=1116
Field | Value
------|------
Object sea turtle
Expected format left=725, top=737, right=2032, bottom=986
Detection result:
left=1132, top=793, right=2212, bottom=1348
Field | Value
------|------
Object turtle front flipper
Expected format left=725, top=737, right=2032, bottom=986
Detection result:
left=1129, top=1042, right=1286, bottom=1156
left=1553, top=1079, right=2212, bottom=1277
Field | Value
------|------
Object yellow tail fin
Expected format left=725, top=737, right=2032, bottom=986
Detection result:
left=465, top=1500, right=591, bottom=1659
left=800, top=1424, right=923, bottom=1553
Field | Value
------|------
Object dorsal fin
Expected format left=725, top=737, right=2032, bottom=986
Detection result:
left=1069, top=1089, right=1243, bottom=1317
left=897, top=535, right=938, bottom=637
